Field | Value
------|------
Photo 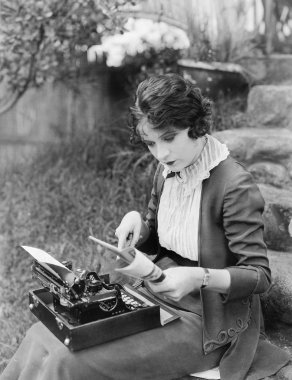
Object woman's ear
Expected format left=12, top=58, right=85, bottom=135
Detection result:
left=187, top=126, right=195, bottom=139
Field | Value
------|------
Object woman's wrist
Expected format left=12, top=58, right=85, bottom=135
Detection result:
left=200, top=268, right=231, bottom=294
left=200, top=268, right=210, bottom=288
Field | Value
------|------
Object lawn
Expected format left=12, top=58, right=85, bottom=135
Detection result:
left=0, top=124, right=156, bottom=373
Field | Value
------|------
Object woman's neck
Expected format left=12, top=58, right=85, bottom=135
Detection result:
left=187, top=136, right=208, bottom=168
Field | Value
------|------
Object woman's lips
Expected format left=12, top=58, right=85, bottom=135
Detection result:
left=166, top=160, right=175, bottom=166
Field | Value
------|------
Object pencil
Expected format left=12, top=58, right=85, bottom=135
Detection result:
left=88, top=236, right=135, bottom=264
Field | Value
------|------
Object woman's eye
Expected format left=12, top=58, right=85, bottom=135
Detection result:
left=144, top=141, right=155, bottom=147
left=163, top=135, right=175, bottom=142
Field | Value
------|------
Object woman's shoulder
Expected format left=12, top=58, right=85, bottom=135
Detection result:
left=206, top=156, right=264, bottom=208
left=205, top=155, right=262, bottom=198
left=210, top=155, right=252, bottom=182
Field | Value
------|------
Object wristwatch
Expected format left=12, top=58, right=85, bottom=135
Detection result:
left=201, top=268, right=210, bottom=288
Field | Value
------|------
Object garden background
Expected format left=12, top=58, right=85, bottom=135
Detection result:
left=1, top=0, right=292, bottom=377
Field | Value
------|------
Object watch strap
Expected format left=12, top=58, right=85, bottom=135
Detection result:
left=201, top=268, right=210, bottom=289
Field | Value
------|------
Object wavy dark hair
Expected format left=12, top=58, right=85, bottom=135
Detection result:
left=128, top=73, right=213, bottom=144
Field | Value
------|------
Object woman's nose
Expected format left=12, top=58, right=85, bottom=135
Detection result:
left=156, top=143, right=170, bottom=161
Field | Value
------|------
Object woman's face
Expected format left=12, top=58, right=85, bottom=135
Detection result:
left=138, top=119, right=205, bottom=172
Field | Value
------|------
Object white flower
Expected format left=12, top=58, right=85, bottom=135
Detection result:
left=87, top=45, right=104, bottom=63
left=87, top=18, right=190, bottom=67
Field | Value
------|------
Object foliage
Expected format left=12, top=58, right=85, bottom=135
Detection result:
left=264, top=0, right=292, bottom=54
left=188, top=29, right=215, bottom=63
left=212, top=94, right=249, bottom=131
left=110, top=46, right=183, bottom=96
left=88, top=17, right=190, bottom=94
left=0, top=0, right=133, bottom=99
left=212, top=2, right=259, bottom=62
left=89, top=18, right=190, bottom=67
left=185, top=1, right=262, bottom=64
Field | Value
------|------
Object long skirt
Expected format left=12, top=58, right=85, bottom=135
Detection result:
left=1, top=254, right=289, bottom=380
left=0, top=311, right=226, bottom=380
left=0, top=254, right=228, bottom=380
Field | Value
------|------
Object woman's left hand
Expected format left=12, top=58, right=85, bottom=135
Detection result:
left=146, top=267, right=205, bottom=302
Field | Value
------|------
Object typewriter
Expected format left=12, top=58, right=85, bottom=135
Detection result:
left=23, top=246, right=162, bottom=351
left=31, top=257, right=148, bottom=325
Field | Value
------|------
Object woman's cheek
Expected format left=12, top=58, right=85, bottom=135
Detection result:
left=148, top=147, right=157, bottom=158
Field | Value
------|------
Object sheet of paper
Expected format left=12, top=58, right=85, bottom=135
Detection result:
left=115, top=248, right=164, bottom=282
left=21, top=246, right=67, bottom=268
left=21, top=245, right=75, bottom=286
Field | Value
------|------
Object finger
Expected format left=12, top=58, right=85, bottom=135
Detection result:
left=115, top=225, right=130, bottom=249
left=117, top=237, right=127, bottom=250
left=159, top=291, right=181, bottom=302
left=147, top=280, right=172, bottom=293
left=129, top=225, right=141, bottom=247
left=164, top=296, right=180, bottom=302
left=117, top=231, right=129, bottom=250
left=154, top=289, right=175, bottom=296
left=125, top=233, right=133, bottom=247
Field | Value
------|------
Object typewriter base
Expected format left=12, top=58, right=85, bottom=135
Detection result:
left=29, top=288, right=161, bottom=351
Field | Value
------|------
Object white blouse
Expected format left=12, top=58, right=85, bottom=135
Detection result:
left=157, top=134, right=229, bottom=261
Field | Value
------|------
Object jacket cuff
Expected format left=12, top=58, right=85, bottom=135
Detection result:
left=136, top=227, right=158, bottom=255
left=221, top=266, right=258, bottom=303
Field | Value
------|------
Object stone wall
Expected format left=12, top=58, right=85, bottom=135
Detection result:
left=239, top=54, right=292, bottom=85
left=0, top=68, right=124, bottom=171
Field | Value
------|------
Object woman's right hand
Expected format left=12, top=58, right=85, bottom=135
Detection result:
left=115, top=211, right=145, bottom=250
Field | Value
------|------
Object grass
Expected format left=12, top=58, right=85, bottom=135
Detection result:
left=0, top=125, right=156, bottom=373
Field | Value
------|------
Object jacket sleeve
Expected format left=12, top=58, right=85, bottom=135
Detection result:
left=221, top=168, right=271, bottom=302
left=136, top=164, right=162, bottom=255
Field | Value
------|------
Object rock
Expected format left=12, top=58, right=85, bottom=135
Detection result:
left=214, top=128, right=292, bottom=169
left=239, top=54, right=292, bottom=85
left=238, top=56, right=268, bottom=83
left=262, top=250, right=292, bottom=326
left=247, top=86, right=292, bottom=130
left=275, top=364, right=292, bottom=380
left=259, top=184, right=292, bottom=252
left=248, top=162, right=289, bottom=188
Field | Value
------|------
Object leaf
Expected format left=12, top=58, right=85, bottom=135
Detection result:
left=0, top=0, right=134, bottom=97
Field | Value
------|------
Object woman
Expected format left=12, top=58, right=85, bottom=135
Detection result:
left=1, top=74, right=290, bottom=380
left=115, top=73, right=290, bottom=379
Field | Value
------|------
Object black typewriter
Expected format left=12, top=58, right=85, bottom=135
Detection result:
left=31, top=258, right=149, bottom=325
left=24, top=246, right=161, bottom=351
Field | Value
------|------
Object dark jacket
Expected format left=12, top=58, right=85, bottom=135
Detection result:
left=138, top=156, right=289, bottom=380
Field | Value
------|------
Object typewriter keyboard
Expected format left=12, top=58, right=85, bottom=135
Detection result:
left=121, top=291, right=150, bottom=310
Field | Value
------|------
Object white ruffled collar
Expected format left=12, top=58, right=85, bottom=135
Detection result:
left=162, top=135, right=229, bottom=195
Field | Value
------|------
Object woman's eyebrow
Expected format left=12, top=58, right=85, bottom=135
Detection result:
left=159, top=130, right=177, bottom=138
left=141, top=138, right=153, bottom=143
